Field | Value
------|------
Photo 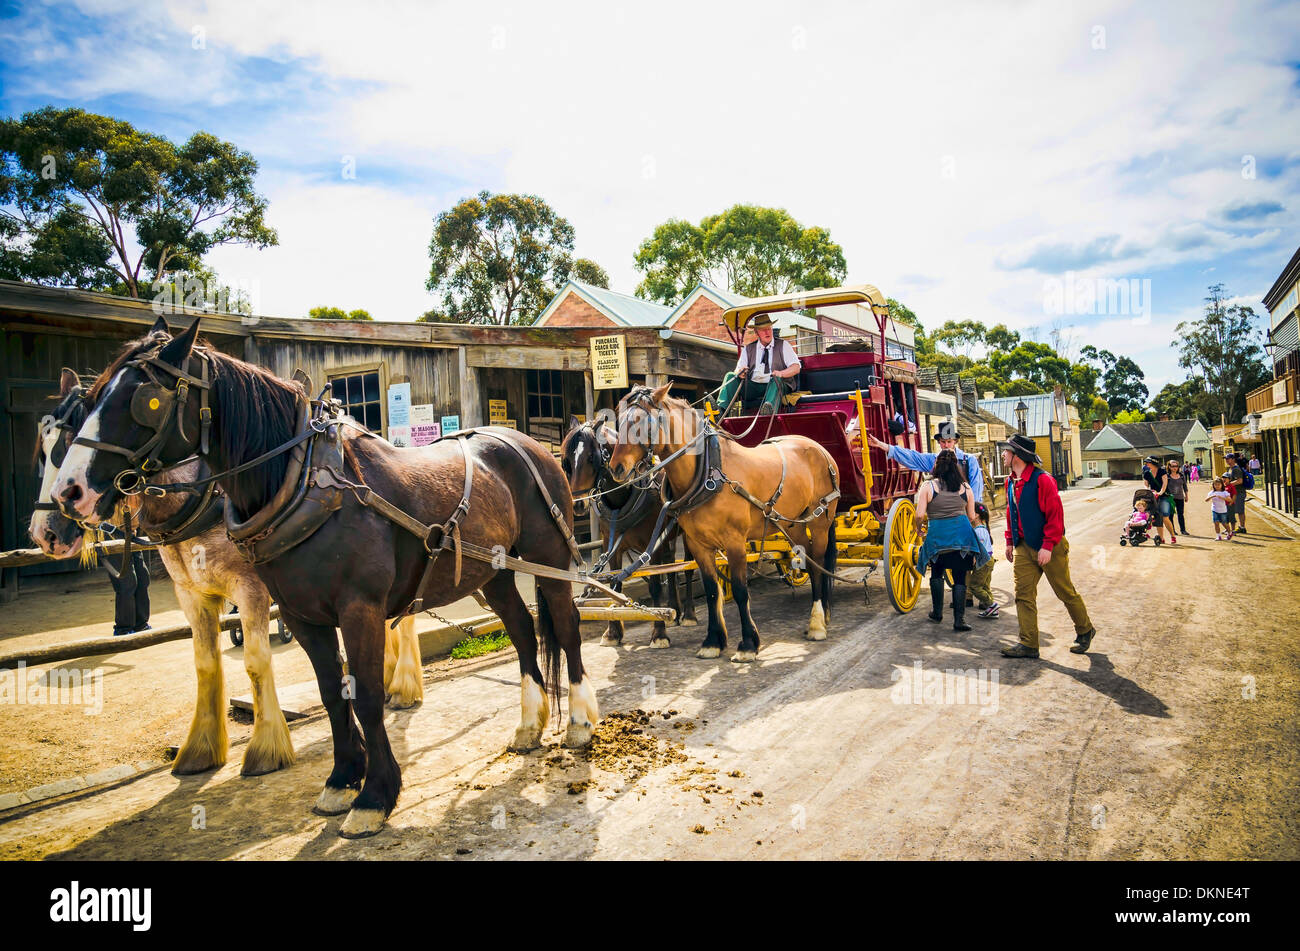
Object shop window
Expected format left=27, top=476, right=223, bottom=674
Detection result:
left=527, top=368, right=565, bottom=420
left=329, top=366, right=383, bottom=433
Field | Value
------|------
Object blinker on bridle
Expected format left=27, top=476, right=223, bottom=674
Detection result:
left=32, top=385, right=89, bottom=512
left=71, top=345, right=214, bottom=497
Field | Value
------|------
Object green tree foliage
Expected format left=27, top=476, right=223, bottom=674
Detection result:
left=569, top=257, right=610, bottom=288
left=415, top=308, right=449, bottom=323
left=1150, top=377, right=1212, bottom=427
left=150, top=264, right=252, bottom=316
left=984, top=323, right=1021, bottom=352
left=633, top=204, right=846, bottom=303
left=0, top=107, right=277, bottom=297
left=427, top=191, right=575, bottom=325
left=1175, top=284, right=1270, bottom=425
left=1112, top=408, right=1152, bottom=424
left=1079, top=345, right=1148, bottom=414
left=309, top=306, right=372, bottom=320
left=931, top=319, right=986, bottom=360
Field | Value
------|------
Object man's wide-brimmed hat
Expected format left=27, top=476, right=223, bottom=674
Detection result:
left=998, top=432, right=1041, bottom=464
left=933, top=421, right=959, bottom=443
left=752, top=314, right=776, bottom=329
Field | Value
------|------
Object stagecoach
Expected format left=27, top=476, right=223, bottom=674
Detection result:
left=704, top=285, right=929, bottom=612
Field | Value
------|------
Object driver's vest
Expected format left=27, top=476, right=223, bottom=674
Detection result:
left=745, top=338, right=789, bottom=374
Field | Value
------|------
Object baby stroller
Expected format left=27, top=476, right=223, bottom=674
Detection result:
left=1120, top=487, right=1159, bottom=546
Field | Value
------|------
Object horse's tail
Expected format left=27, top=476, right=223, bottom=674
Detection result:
left=534, top=585, right=564, bottom=719
left=824, top=517, right=838, bottom=576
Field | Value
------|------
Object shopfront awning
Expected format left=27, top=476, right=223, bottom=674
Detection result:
left=1260, top=404, right=1300, bottom=430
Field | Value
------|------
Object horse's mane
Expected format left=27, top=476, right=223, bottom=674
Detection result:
left=621, top=384, right=736, bottom=443
left=205, top=348, right=303, bottom=514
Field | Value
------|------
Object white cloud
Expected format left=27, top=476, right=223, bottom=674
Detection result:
left=5, top=0, right=1298, bottom=389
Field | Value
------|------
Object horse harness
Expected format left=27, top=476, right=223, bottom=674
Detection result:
left=80, top=340, right=626, bottom=619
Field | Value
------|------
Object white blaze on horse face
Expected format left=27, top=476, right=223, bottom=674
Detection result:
left=30, top=423, right=70, bottom=553
left=573, top=439, right=585, bottom=476
left=57, top=369, right=124, bottom=521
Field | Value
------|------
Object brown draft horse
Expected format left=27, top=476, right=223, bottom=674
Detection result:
left=560, top=416, right=696, bottom=647
left=29, top=358, right=422, bottom=779
left=55, top=319, right=596, bottom=838
left=607, top=382, right=840, bottom=662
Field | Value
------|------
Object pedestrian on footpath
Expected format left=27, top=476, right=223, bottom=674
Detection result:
left=1249, top=454, right=1262, bottom=481
left=1207, top=478, right=1233, bottom=540
left=997, top=433, right=1097, bottom=659
left=969, top=502, right=998, bottom=618
left=1166, top=460, right=1189, bottom=535
left=1142, top=456, right=1177, bottom=544
left=1225, top=451, right=1249, bottom=534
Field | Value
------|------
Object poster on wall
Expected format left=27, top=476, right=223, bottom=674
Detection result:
left=489, top=399, right=507, bottom=423
left=411, top=422, right=440, bottom=446
left=988, top=423, right=1007, bottom=442
left=387, top=383, right=411, bottom=428
left=975, top=423, right=989, bottom=443
left=411, top=403, right=435, bottom=425
left=388, top=425, right=412, bottom=448
left=502, top=419, right=517, bottom=430
left=441, top=415, right=460, bottom=435
left=589, top=334, right=629, bottom=390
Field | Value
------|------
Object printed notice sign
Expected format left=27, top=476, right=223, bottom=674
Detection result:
left=975, top=423, right=989, bottom=443
left=489, top=399, right=507, bottom=422
left=441, top=415, right=460, bottom=435
left=589, top=334, right=628, bottom=390
left=387, top=383, right=411, bottom=428
left=411, top=422, right=440, bottom=446
left=411, top=404, right=435, bottom=425
left=388, top=425, right=412, bottom=448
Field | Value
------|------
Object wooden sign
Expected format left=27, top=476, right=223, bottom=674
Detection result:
left=489, top=399, right=507, bottom=422
left=589, top=334, right=629, bottom=390
left=988, top=423, right=1007, bottom=442
left=975, top=423, right=989, bottom=443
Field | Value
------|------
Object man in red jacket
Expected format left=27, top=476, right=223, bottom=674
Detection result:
left=997, top=433, right=1096, bottom=659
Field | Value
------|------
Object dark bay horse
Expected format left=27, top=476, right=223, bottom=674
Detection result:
left=55, top=318, right=595, bottom=838
left=607, top=382, right=839, bottom=663
left=560, top=416, right=696, bottom=647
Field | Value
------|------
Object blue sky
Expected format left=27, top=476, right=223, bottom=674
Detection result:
left=3, top=0, right=1298, bottom=395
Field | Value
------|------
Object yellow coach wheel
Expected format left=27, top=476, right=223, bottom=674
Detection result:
left=884, top=498, right=923, bottom=613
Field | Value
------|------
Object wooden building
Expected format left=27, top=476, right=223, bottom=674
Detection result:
left=0, top=280, right=734, bottom=598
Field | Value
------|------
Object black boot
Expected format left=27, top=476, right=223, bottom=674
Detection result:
left=952, top=585, right=972, bottom=632
left=927, top=572, right=944, bottom=622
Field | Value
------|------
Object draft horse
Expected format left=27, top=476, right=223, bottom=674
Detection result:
left=560, top=416, right=697, bottom=647
left=55, top=318, right=595, bottom=838
left=607, top=382, right=840, bottom=663
left=29, top=353, right=423, bottom=778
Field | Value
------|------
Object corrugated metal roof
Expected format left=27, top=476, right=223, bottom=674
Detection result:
left=980, top=393, right=1055, bottom=437
left=570, top=280, right=674, bottom=327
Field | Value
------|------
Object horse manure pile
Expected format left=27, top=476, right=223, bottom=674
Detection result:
left=581, top=709, right=690, bottom=778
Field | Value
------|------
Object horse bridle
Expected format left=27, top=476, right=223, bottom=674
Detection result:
left=71, top=344, right=214, bottom=497
left=33, top=385, right=90, bottom=513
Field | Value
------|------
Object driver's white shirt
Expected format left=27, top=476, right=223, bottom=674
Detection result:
left=735, top=338, right=799, bottom=383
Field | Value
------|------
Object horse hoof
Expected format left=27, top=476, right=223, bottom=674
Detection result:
left=313, top=786, right=359, bottom=816
left=508, top=727, right=543, bottom=752
left=804, top=628, right=827, bottom=642
left=170, top=756, right=223, bottom=777
left=338, top=807, right=387, bottom=839
left=678, top=617, right=698, bottom=627
left=599, top=634, right=623, bottom=647
left=731, top=650, right=758, bottom=664
left=385, top=692, right=421, bottom=710
left=696, top=646, right=722, bottom=659
left=649, top=636, right=671, bottom=649
left=563, top=721, right=594, bottom=748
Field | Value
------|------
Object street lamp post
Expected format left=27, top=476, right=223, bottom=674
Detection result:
left=1015, top=399, right=1028, bottom=436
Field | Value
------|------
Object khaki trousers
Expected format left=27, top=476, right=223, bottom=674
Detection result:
left=1012, top=537, right=1092, bottom=649
left=967, top=558, right=994, bottom=607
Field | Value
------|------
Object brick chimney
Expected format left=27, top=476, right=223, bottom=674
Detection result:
left=984, top=391, right=995, bottom=400
left=1092, top=419, right=1104, bottom=431
left=1158, top=413, right=1169, bottom=421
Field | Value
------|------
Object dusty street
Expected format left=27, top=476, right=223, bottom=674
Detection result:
left=1, top=482, right=1296, bottom=860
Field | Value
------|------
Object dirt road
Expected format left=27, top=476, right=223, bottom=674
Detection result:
left=1, top=483, right=1296, bottom=859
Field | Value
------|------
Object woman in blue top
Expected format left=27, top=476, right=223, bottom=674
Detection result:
left=916, top=450, right=990, bottom=631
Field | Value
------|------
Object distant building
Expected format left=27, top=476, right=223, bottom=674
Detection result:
left=1082, top=419, right=1211, bottom=479
left=980, top=389, right=1081, bottom=485
left=1252, top=244, right=1300, bottom=516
